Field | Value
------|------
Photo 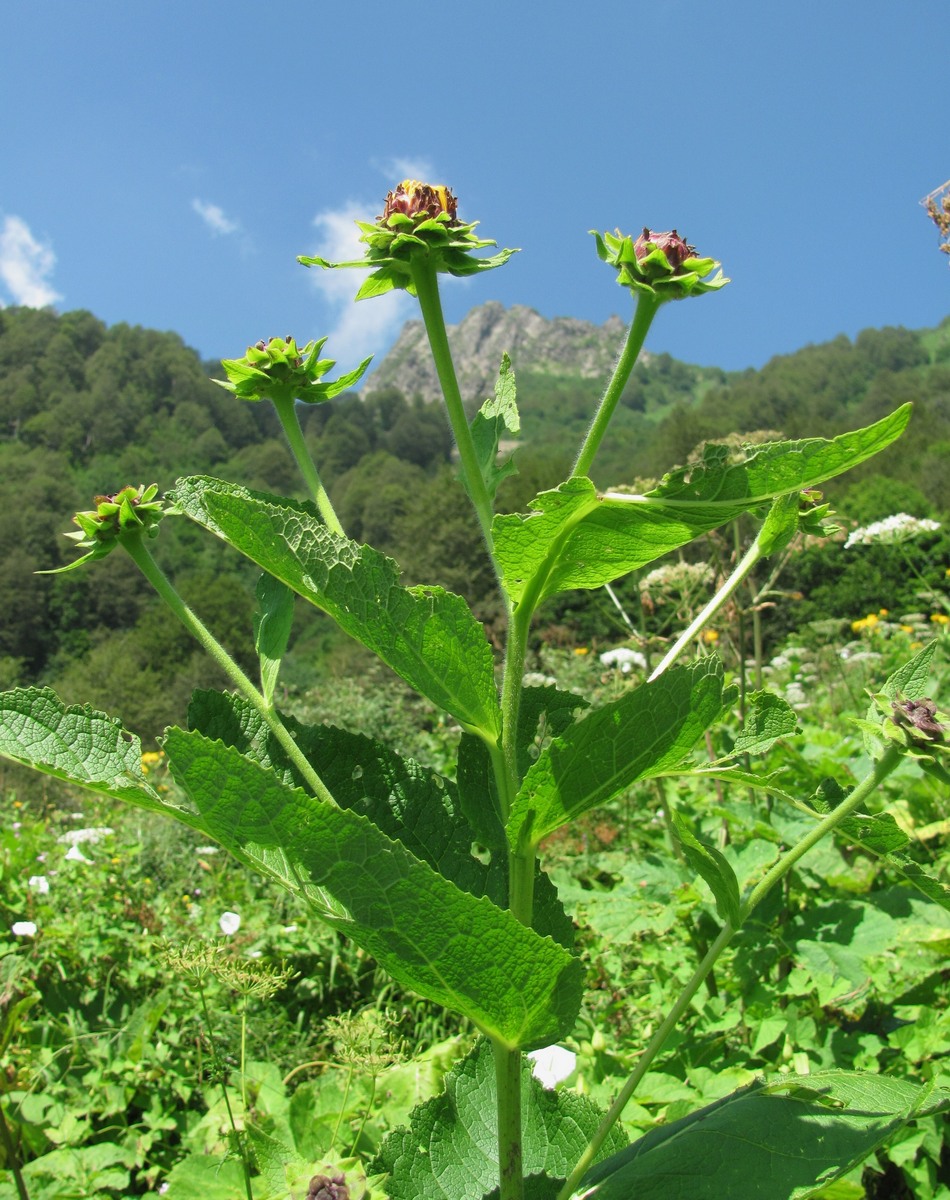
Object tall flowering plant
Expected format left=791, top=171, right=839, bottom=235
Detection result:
left=1, top=181, right=947, bottom=1200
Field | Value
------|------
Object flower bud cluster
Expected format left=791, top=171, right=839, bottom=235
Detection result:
left=299, top=179, right=517, bottom=299
left=57, top=484, right=166, bottom=571
left=593, top=227, right=727, bottom=301
left=218, top=335, right=371, bottom=406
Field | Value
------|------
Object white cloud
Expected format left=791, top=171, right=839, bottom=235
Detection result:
left=191, top=198, right=240, bottom=236
left=306, top=200, right=414, bottom=367
left=378, top=155, right=437, bottom=184
left=0, top=215, right=62, bottom=307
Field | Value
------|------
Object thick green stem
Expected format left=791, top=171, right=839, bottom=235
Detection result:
left=493, top=1038, right=525, bottom=1200
left=410, top=256, right=495, bottom=546
left=573, top=293, right=661, bottom=478
left=121, top=531, right=336, bottom=807
left=271, top=393, right=344, bottom=535
left=558, top=743, right=905, bottom=1199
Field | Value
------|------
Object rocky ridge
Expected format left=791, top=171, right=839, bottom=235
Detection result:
left=363, top=301, right=636, bottom=406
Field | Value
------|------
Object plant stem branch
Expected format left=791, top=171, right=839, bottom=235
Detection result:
left=649, top=537, right=765, bottom=681
left=122, top=531, right=336, bottom=807
left=573, top=293, right=660, bottom=478
left=557, top=922, right=734, bottom=1200
left=410, top=256, right=495, bottom=547
left=558, top=743, right=905, bottom=1200
left=742, top=743, right=903, bottom=917
left=271, top=394, right=344, bottom=535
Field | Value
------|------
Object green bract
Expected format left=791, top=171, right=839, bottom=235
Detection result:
left=217, top=335, right=371, bottom=406
left=298, top=179, right=518, bottom=300
left=54, top=484, right=166, bottom=572
left=593, top=227, right=728, bottom=301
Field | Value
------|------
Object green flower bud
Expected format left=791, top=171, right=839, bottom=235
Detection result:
left=298, top=180, right=517, bottom=300
left=592, top=227, right=728, bottom=301
left=217, top=335, right=371, bottom=407
left=53, top=484, right=166, bottom=572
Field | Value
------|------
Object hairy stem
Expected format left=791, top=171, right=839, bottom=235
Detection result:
left=493, top=1039, right=525, bottom=1200
left=573, top=293, right=660, bottom=478
left=122, top=531, right=336, bottom=807
left=270, top=393, right=344, bottom=535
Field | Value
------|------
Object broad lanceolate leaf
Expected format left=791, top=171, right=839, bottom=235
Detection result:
left=729, top=691, right=800, bottom=758
left=253, top=573, right=294, bottom=707
left=188, top=690, right=574, bottom=949
left=170, top=476, right=501, bottom=739
left=0, top=687, right=198, bottom=827
left=670, top=808, right=741, bottom=926
left=507, top=659, right=732, bottom=852
left=576, top=1071, right=950, bottom=1199
left=470, top=353, right=521, bottom=505
left=163, top=727, right=582, bottom=1051
left=373, top=1039, right=626, bottom=1200
left=493, top=407, right=911, bottom=607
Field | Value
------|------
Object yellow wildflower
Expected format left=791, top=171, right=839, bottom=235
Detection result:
left=574, top=647, right=589, bottom=656
left=702, top=629, right=720, bottom=643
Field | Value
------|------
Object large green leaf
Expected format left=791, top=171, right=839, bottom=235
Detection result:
left=188, top=690, right=574, bottom=949
left=576, top=1071, right=950, bottom=1199
left=0, top=687, right=199, bottom=826
left=507, top=659, right=731, bottom=851
left=670, top=807, right=741, bottom=926
left=162, top=727, right=581, bottom=1051
left=170, top=476, right=501, bottom=739
left=493, top=407, right=911, bottom=606
left=373, top=1039, right=626, bottom=1200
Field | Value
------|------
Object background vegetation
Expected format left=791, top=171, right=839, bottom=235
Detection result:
left=2, top=304, right=950, bottom=1196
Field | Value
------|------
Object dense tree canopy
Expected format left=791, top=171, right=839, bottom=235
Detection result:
left=0, top=304, right=947, bottom=734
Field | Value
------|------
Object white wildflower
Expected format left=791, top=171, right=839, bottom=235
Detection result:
left=528, top=1045, right=577, bottom=1088
left=28, top=875, right=49, bottom=894
left=600, top=647, right=648, bottom=674
left=58, top=827, right=114, bottom=847
left=64, top=845, right=93, bottom=863
left=12, top=921, right=37, bottom=937
left=845, top=513, right=941, bottom=548
left=219, top=911, right=241, bottom=936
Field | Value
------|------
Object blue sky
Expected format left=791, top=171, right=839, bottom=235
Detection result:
left=3, top=0, right=948, bottom=378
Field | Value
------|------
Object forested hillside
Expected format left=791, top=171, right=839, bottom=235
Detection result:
left=2, top=304, right=948, bottom=738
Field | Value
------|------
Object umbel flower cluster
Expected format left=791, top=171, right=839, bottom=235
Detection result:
left=845, top=512, right=941, bottom=547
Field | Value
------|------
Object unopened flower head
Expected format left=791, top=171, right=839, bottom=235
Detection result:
left=54, top=485, right=166, bottom=573
left=381, top=180, right=458, bottom=223
left=593, top=227, right=728, bottom=301
left=299, top=180, right=517, bottom=299
left=217, top=335, right=371, bottom=407
left=845, top=512, right=941, bottom=548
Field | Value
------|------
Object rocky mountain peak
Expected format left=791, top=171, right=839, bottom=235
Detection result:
left=363, top=301, right=636, bottom=406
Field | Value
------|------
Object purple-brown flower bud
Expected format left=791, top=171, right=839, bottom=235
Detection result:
left=381, top=180, right=458, bottom=223
left=592, top=227, right=727, bottom=302
left=633, top=228, right=696, bottom=272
